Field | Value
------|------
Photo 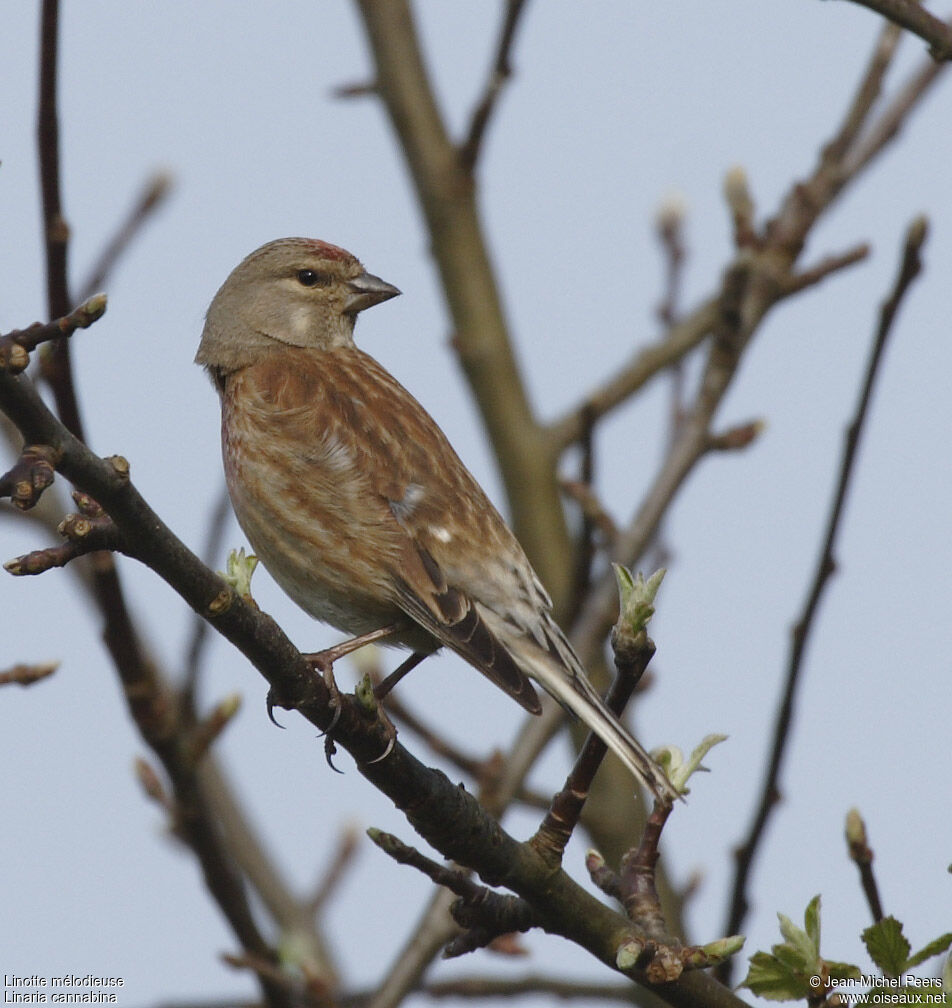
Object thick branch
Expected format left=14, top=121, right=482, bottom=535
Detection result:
left=353, top=0, right=574, bottom=610
left=0, top=366, right=745, bottom=1008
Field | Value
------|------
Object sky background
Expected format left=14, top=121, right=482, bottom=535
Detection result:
left=2, top=2, right=950, bottom=1005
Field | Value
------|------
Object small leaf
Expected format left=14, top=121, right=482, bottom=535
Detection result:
left=905, top=932, right=952, bottom=972
left=778, top=906, right=818, bottom=966
left=804, top=894, right=821, bottom=951
left=826, top=960, right=862, bottom=983
left=654, top=734, right=728, bottom=794
left=741, top=950, right=812, bottom=1001
left=612, top=564, right=665, bottom=638
left=221, top=547, right=258, bottom=598
left=863, top=916, right=911, bottom=978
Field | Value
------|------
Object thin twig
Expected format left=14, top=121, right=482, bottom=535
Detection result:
left=547, top=296, right=721, bottom=455
left=782, top=243, right=871, bottom=297
left=182, top=482, right=234, bottom=698
left=647, top=198, right=690, bottom=570
left=78, top=172, right=174, bottom=300
left=0, top=662, right=59, bottom=687
left=718, top=217, right=928, bottom=980
left=838, top=0, right=952, bottom=60
left=307, top=825, right=361, bottom=917
left=37, top=0, right=86, bottom=443
left=418, top=975, right=637, bottom=1001
left=532, top=636, right=656, bottom=863
left=844, top=29, right=950, bottom=178
left=0, top=295, right=108, bottom=375
left=33, top=15, right=293, bottom=984
left=565, top=404, right=599, bottom=627
left=845, top=809, right=885, bottom=923
left=619, top=798, right=674, bottom=941
left=458, top=0, right=530, bottom=172
left=822, top=21, right=903, bottom=166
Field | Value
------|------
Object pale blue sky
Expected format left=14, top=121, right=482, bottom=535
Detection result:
left=2, top=3, right=950, bottom=1003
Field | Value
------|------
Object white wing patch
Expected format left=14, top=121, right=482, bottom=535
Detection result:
left=317, top=430, right=355, bottom=472
left=389, top=482, right=426, bottom=522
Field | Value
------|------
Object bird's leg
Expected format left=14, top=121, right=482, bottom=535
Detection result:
left=300, top=625, right=401, bottom=767
left=373, top=651, right=428, bottom=700
left=302, top=622, right=401, bottom=710
left=302, top=623, right=400, bottom=668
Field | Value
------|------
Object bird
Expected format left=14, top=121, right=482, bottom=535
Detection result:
left=196, top=237, right=675, bottom=802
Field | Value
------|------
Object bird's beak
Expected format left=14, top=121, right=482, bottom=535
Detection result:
left=345, top=271, right=402, bottom=314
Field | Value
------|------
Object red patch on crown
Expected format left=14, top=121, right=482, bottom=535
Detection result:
left=300, top=238, right=354, bottom=262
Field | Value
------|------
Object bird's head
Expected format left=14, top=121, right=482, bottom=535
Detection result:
left=196, top=237, right=400, bottom=376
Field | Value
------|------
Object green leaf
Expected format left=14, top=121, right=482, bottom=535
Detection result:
left=612, top=564, right=665, bottom=637
left=742, top=897, right=861, bottom=1002
left=772, top=939, right=810, bottom=974
left=778, top=904, right=819, bottom=966
left=741, top=950, right=812, bottom=1001
left=905, top=932, right=952, bottom=972
left=826, top=960, right=862, bottom=983
left=220, top=546, right=258, bottom=598
left=804, top=893, right=821, bottom=950
left=863, top=917, right=911, bottom=978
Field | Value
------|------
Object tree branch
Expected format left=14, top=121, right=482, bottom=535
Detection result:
left=835, top=0, right=952, bottom=60
left=353, top=0, right=575, bottom=610
left=0, top=361, right=746, bottom=1008
left=458, top=0, right=530, bottom=171
left=718, top=217, right=928, bottom=981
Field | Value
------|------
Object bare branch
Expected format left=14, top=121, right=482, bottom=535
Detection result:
left=419, top=974, right=637, bottom=1001
left=844, top=33, right=950, bottom=177
left=781, top=243, right=871, bottom=297
left=0, top=662, right=59, bottom=687
left=0, top=444, right=59, bottom=509
left=824, top=21, right=903, bottom=166
left=718, top=216, right=928, bottom=979
left=547, top=296, right=721, bottom=454
left=78, top=171, right=174, bottom=299
left=533, top=635, right=656, bottom=864
left=182, top=483, right=233, bottom=698
left=837, top=0, right=952, bottom=60
left=0, top=295, right=107, bottom=375
left=353, top=0, right=574, bottom=607
left=845, top=809, right=885, bottom=923
left=1, top=369, right=295, bottom=1008
left=458, top=0, right=530, bottom=172
left=0, top=363, right=746, bottom=1007
left=705, top=419, right=764, bottom=454
left=307, top=824, right=361, bottom=917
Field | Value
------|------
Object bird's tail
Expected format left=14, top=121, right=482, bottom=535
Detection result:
left=515, top=640, right=678, bottom=803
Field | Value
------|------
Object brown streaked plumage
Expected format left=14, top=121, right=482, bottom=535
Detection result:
left=197, top=237, right=675, bottom=802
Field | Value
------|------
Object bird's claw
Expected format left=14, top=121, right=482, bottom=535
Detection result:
left=303, top=653, right=345, bottom=771
left=323, top=733, right=344, bottom=774
left=366, top=732, right=396, bottom=765
left=265, top=688, right=286, bottom=729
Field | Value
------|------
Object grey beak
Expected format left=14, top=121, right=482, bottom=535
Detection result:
left=345, top=271, right=402, bottom=314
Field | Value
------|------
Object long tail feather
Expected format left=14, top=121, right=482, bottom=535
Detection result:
left=517, top=645, right=678, bottom=803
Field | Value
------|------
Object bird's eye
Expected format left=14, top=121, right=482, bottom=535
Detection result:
left=296, top=269, right=327, bottom=287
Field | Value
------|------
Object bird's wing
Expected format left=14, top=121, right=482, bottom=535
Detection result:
left=389, top=542, right=542, bottom=715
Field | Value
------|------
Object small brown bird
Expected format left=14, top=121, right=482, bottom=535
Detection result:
left=197, top=238, right=674, bottom=801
